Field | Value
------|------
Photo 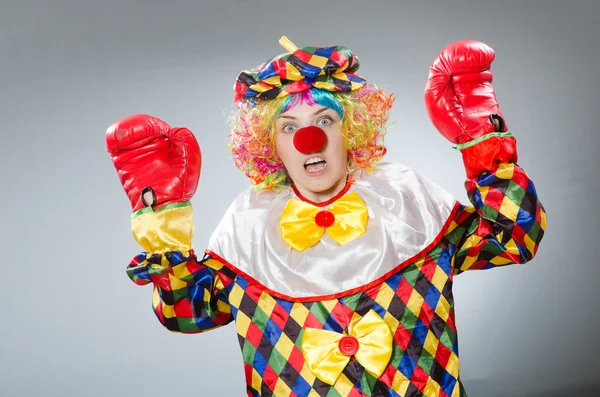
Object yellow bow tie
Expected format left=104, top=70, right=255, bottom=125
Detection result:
left=301, top=310, right=393, bottom=386
left=280, top=191, right=368, bottom=252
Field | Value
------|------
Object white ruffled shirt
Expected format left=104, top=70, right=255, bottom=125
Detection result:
left=207, top=162, right=458, bottom=298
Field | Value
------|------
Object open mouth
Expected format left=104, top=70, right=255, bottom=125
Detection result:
left=304, top=156, right=327, bottom=174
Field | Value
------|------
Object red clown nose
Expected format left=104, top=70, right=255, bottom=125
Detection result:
left=293, top=126, right=327, bottom=154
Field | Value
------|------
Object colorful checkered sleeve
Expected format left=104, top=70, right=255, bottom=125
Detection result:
left=126, top=250, right=235, bottom=333
left=444, top=162, right=546, bottom=274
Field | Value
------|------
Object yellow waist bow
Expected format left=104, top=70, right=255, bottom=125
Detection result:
left=301, top=310, right=393, bottom=386
left=280, top=191, right=368, bottom=252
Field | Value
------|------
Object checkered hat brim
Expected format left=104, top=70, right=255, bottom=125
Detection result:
left=234, top=37, right=367, bottom=102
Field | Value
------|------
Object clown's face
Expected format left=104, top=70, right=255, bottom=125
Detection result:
left=274, top=102, right=348, bottom=202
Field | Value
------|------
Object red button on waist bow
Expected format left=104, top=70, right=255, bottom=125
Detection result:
left=315, top=210, right=335, bottom=228
left=338, top=335, right=359, bottom=356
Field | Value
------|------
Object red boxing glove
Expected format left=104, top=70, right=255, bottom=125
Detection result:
left=106, top=114, right=201, bottom=212
left=424, top=40, right=517, bottom=176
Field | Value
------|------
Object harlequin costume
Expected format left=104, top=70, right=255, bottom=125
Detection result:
left=106, top=38, right=546, bottom=397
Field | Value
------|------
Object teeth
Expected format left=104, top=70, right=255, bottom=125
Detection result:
left=307, top=162, right=326, bottom=173
left=304, top=157, right=324, bottom=165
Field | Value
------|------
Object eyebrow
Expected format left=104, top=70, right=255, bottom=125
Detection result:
left=278, top=107, right=330, bottom=120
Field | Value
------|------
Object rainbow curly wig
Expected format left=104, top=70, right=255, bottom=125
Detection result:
left=228, top=84, right=395, bottom=190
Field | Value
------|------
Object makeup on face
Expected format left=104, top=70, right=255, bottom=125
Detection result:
left=274, top=103, right=348, bottom=203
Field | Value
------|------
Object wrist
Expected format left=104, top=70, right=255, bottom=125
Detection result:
left=456, top=134, right=518, bottom=178
left=453, top=131, right=514, bottom=150
left=131, top=201, right=195, bottom=254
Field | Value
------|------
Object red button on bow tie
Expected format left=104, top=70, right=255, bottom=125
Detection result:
left=315, top=210, right=335, bottom=228
left=338, top=335, right=359, bottom=356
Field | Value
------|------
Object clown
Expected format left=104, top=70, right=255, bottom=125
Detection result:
left=106, top=37, right=546, bottom=396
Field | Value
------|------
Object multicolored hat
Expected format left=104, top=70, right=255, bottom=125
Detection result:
left=234, top=36, right=367, bottom=102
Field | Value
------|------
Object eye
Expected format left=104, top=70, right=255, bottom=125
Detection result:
left=317, top=117, right=333, bottom=127
left=282, top=124, right=298, bottom=133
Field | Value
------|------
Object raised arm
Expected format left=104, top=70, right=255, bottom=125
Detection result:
left=424, top=40, right=546, bottom=274
left=106, top=114, right=234, bottom=332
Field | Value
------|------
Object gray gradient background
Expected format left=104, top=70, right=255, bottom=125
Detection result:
left=1, top=0, right=599, bottom=396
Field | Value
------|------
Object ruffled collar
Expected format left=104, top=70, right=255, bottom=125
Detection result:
left=207, top=162, right=459, bottom=300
